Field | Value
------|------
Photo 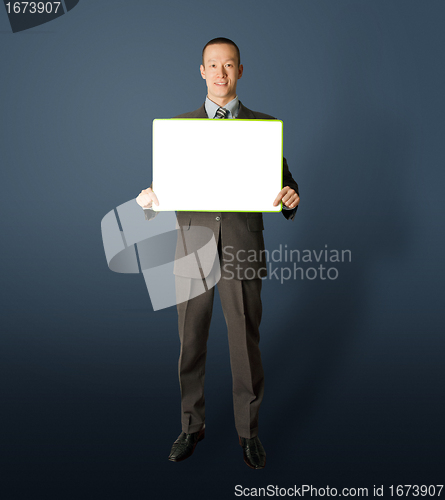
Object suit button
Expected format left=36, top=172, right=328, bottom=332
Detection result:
left=215, top=216, right=221, bottom=221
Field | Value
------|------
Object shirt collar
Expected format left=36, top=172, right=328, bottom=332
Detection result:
left=205, top=95, right=240, bottom=119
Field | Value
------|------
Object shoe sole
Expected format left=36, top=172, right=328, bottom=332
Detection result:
left=242, top=454, right=266, bottom=469
left=168, top=428, right=205, bottom=462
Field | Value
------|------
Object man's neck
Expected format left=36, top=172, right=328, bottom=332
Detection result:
left=207, top=95, right=236, bottom=107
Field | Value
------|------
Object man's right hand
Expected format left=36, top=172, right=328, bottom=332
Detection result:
left=136, top=187, right=159, bottom=209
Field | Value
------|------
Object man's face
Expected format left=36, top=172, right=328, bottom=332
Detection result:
left=200, top=43, right=243, bottom=107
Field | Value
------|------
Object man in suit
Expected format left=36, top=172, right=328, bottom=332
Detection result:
left=136, top=38, right=300, bottom=469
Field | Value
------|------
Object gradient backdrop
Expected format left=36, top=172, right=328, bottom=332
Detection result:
left=1, top=1, right=444, bottom=498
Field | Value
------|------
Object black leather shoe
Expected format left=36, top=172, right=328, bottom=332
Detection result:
left=239, top=435, right=266, bottom=469
left=168, top=427, right=205, bottom=462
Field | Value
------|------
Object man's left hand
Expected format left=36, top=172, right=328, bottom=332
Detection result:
left=273, top=187, right=300, bottom=209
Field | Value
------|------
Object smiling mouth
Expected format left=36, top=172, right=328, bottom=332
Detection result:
left=215, top=82, right=228, bottom=86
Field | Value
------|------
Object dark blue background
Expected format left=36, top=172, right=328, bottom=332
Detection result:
left=1, top=1, right=444, bottom=498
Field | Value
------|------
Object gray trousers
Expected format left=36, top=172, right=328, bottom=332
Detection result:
left=176, top=266, right=264, bottom=438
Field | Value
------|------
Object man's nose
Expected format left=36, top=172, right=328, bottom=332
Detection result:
left=218, top=65, right=227, bottom=77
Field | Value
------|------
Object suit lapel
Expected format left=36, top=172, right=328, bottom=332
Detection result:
left=237, top=101, right=256, bottom=119
left=193, top=103, right=208, bottom=118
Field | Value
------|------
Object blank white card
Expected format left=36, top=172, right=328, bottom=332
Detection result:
left=152, top=119, right=283, bottom=212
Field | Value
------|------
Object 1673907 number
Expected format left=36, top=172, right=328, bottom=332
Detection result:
left=389, top=485, right=443, bottom=496
left=5, top=2, right=61, bottom=14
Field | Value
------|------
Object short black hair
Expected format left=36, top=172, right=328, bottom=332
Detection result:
left=202, top=37, right=241, bottom=67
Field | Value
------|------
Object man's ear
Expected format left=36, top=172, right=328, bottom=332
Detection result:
left=238, top=64, right=244, bottom=79
left=200, top=64, right=206, bottom=79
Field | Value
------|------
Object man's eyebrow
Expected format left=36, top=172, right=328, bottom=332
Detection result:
left=207, top=58, right=236, bottom=63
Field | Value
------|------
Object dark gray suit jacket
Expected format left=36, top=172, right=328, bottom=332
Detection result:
left=147, top=101, right=299, bottom=280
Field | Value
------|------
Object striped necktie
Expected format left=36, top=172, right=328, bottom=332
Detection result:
left=215, top=107, right=229, bottom=119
